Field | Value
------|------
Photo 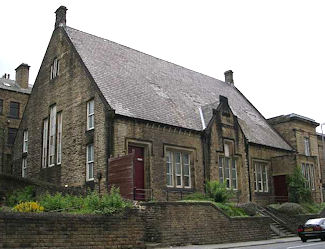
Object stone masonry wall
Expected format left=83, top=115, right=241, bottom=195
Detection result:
left=12, top=27, right=110, bottom=193
left=142, top=202, right=272, bottom=246
left=0, top=89, right=29, bottom=174
left=0, top=210, right=145, bottom=249
left=113, top=117, right=204, bottom=201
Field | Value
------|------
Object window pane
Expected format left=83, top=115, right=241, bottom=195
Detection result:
left=219, top=157, right=224, bottom=183
left=88, top=162, right=94, bottom=179
left=176, top=176, right=182, bottom=186
left=257, top=164, right=262, bottom=192
left=42, top=119, right=48, bottom=168
left=231, top=159, right=237, bottom=189
left=183, top=153, right=190, bottom=187
left=175, top=152, right=181, bottom=174
left=254, top=163, right=257, bottom=191
left=225, top=158, right=230, bottom=188
left=262, top=165, right=267, bottom=192
left=9, top=102, right=19, bottom=118
left=7, top=128, right=18, bottom=145
left=166, top=151, right=173, bottom=186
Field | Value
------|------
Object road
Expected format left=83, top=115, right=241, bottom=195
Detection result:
left=157, top=238, right=325, bottom=249
left=232, top=239, right=325, bottom=249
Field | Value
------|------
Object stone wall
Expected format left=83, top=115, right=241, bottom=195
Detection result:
left=0, top=210, right=145, bottom=249
left=0, top=88, right=29, bottom=174
left=12, top=27, right=111, bottom=193
left=0, top=202, right=275, bottom=248
left=113, top=117, right=204, bottom=201
left=142, top=202, right=272, bottom=246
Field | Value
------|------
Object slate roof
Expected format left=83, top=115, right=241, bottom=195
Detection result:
left=64, top=26, right=292, bottom=151
left=0, top=77, right=32, bottom=94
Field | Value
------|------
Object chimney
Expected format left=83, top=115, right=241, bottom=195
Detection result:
left=224, top=70, right=234, bottom=85
left=15, top=63, right=30, bottom=89
left=55, top=6, right=67, bottom=29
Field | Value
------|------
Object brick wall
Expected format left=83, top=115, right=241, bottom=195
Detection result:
left=0, top=210, right=145, bottom=249
left=142, top=202, right=272, bottom=246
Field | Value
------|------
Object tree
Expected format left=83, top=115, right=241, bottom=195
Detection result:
left=288, top=166, right=312, bottom=203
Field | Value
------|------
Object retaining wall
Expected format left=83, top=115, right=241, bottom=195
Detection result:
left=142, top=202, right=272, bottom=246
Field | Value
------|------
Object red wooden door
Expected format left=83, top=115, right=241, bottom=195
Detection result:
left=128, top=146, right=145, bottom=200
left=273, top=175, right=288, bottom=203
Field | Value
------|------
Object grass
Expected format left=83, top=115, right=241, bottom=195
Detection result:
left=181, top=192, right=248, bottom=217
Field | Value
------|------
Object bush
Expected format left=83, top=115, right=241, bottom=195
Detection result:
left=288, top=166, right=312, bottom=203
left=13, top=202, right=44, bottom=213
left=277, top=202, right=306, bottom=215
left=7, top=186, right=35, bottom=207
left=39, top=186, right=131, bottom=214
left=214, top=202, right=247, bottom=217
left=205, top=181, right=233, bottom=203
left=82, top=186, right=132, bottom=214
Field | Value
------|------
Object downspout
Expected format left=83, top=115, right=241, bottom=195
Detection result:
left=245, top=138, right=252, bottom=202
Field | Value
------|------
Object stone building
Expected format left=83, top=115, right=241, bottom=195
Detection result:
left=268, top=114, right=323, bottom=202
left=0, top=64, right=31, bottom=174
left=12, top=6, right=322, bottom=203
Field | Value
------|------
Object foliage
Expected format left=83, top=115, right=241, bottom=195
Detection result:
left=81, top=186, right=132, bottom=214
left=277, top=202, right=306, bottom=215
left=214, top=202, right=247, bottom=217
left=288, top=166, right=312, bottom=203
left=184, top=192, right=212, bottom=201
left=39, top=192, right=83, bottom=211
left=7, top=186, right=35, bottom=207
left=13, top=201, right=44, bottom=213
left=39, top=186, right=131, bottom=214
left=205, top=181, right=234, bottom=203
left=301, top=202, right=325, bottom=214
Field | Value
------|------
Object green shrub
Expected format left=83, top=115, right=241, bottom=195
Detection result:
left=39, top=186, right=131, bottom=214
left=83, top=186, right=132, bottom=214
left=39, top=192, right=83, bottom=211
left=205, top=181, right=233, bottom=203
left=214, top=202, right=247, bottom=217
left=184, top=192, right=211, bottom=201
left=277, top=202, right=306, bottom=215
left=301, top=202, right=325, bottom=214
left=288, top=166, right=312, bottom=203
left=7, top=186, right=35, bottom=206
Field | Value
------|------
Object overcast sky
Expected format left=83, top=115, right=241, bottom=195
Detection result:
left=1, top=0, right=325, bottom=132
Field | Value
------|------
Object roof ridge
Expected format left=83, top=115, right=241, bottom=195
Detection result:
left=65, top=26, right=228, bottom=87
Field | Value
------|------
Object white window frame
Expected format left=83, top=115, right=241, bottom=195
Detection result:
left=22, top=158, right=27, bottom=178
left=254, top=161, right=269, bottom=192
left=48, top=105, right=56, bottom=167
left=86, top=144, right=94, bottom=181
left=42, top=118, right=48, bottom=168
left=301, top=163, right=315, bottom=190
left=304, top=137, right=311, bottom=156
left=57, top=112, right=62, bottom=165
left=219, top=157, right=237, bottom=190
left=23, top=130, right=28, bottom=153
left=87, top=99, right=94, bottom=130
left=183, top=153, right=191, bottom=188
left=165, top=148, right=191, bottom=189
left=50, top=58, right=59, bottom=80
left=166, top=151, right=174, bottom=187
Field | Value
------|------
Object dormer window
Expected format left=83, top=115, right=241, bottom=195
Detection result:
left=50, top=58, right=59, bottom=80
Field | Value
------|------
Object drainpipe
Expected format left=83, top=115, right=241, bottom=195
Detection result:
left=245, top=138, right=252, bottom=202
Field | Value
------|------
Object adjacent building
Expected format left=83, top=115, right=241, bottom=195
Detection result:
left=11, top=6, right=323, bottom=203
left=0, top=64, right=31, bottom=174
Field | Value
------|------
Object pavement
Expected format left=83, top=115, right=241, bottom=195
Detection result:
left=155, top=237, right=300, bottom=249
